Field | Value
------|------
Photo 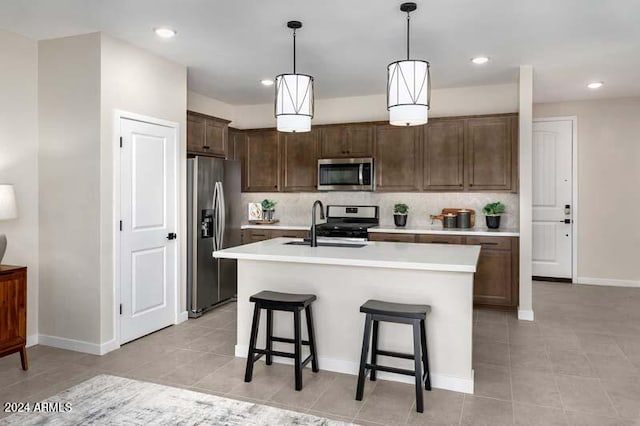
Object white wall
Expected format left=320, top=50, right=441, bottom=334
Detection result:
left=0, top=29, right=39, bottom=342
left=100, top=34, right=187, bottom=345
left=38, top=33, right=102, bottom=344
left=534, top=97, right=640, bottom=286
left=189, top=83, right=518, bottom=129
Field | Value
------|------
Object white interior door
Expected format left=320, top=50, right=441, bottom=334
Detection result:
left=532, top=119, right=573, bottom=279
left=120, top=117, right=177, bottom=343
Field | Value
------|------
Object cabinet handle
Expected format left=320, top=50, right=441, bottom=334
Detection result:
left=480, top=242, right=498, bottom=246
left=203, top=146, right=210, bottom=149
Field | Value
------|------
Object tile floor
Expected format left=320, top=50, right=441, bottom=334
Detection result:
left=1, top=282, right=640, bottom=425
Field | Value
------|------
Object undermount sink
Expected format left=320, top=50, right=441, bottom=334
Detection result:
left=284, top=241, right=367, bottom=248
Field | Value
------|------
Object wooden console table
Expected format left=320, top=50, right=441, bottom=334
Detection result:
left=0, top=265, right=28, bottom=370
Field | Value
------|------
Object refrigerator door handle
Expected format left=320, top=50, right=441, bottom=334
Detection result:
left=217, top=182, right=226, bottom=249
left=212, top=182, right=219, bottom=252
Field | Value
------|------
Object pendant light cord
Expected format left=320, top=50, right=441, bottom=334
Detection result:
left=406, top=11, right=411, bottom=60
left=293, top=28, right=297, bottom=74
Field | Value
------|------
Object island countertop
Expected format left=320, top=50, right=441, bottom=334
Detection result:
left=213, top=237, right=481, bottom=273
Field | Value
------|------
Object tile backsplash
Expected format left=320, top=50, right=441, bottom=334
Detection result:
left=239, top=192, right=519, bottom=229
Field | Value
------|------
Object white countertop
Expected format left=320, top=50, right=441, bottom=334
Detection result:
left=213, top=237, right=481, bottom=273
left=369, top=226, right=520, bottom=237
left=241, top=224, right=309, bottom=231
left=242, top=223, right=519, bottom=237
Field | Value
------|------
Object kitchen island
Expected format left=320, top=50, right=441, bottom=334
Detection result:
left=213, top=238, right=481, bottom=393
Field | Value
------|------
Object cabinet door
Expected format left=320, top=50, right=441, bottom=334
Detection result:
left=416, top=235, right=465, bottom=244
left=473, top=248, right=513, bottom=307
left=320, top=126, right=349, bottom=158
left=187, top=114, right=206, bottom=153
left=368, top=233, right=416, bottom=243
left=204, top=118, right=228, bottom=157
left=374, top=125, right=422, bottom=191
left=281, top=130, right=319, bottom=192
left=423, top=120, right=464, bottom=190
left=465, top=116, right=514, bottom=191
left=346, top=125, right=373, bottom=157
left=245, top=130, right=279, bottom=192
left=243, top=229, right=271, bottom=244
left=228, top=128, right=246, bottom=161
left=0, top=270, right=27, bottom=348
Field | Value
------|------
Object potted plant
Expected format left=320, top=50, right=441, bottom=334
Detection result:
left=482, top=202, right=505, bottom=229
left=393, top=203, right=409, bottom=227
left=261, top=199, right=277, bottom=221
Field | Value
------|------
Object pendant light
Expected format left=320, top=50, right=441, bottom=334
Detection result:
left=275, top=21, right=314, bottom=133
left=387, top=2, right=431, bottom=126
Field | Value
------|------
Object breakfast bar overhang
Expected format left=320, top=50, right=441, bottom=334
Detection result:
left=213, top=238, right=481, bottom=394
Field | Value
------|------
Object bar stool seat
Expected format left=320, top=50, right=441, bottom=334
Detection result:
left=356, top=299, right=432, bottom=413
left=244, top=290, right=319, bottom=391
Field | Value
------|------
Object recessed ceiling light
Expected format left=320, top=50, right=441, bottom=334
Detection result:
left=471, top=56, right=489, bottom=65
left=587, top=81, right=604, bottom=89
left=260, top=79, right=274, bottom=86
left=154, top=27, right=176, bottom=39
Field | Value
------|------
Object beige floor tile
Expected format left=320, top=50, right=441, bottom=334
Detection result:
left=268, top=370, right=337, bottom=410
left=307, top=410, right=354, bottom=423
left=354, top=380, right=415, bottom=426
left=460, top=395, right=514, bottom=426
left=405, top=389, right=464, bottom=425
left=474, top=321, right=509, bottom=343
left=555, top=375, right=617, bottom=417
left=513, top=402, right=567, bottom=425
left=510, top=345, right=553, bottom=373
left=476, top=309, right=509, bottom=324
left=473, top=341, right=510, bottom=367
left=549, top=350, right=597, bottom=377
left=564, top=411, right=637, bottom=426
left=575, top=332, right=626, bottom=356
left=601, top=374, right=640, bottom=420
left=508, top=322, right=544, bottom=347
left=162, top=353, right=235, bottom=386
left=311, top=373, right=374, bottom=418
left=474, top=363, right=512, bottom=400
left=511, top=369, right=562, bottom=408
left=587, top=352, right=639, bottom=379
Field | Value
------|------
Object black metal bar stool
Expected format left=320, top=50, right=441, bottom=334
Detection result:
left=355, top=299, right=431, bottom=413
left=244, top=290, right=319, bottom=391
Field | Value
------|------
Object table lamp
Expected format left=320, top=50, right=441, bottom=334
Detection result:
left=0, top=184, right=18, bottom=265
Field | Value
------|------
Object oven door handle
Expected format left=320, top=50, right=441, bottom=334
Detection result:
left=358, top=163, right=364, bottom=185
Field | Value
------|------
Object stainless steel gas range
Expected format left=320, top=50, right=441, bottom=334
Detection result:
left=315, top=205, right=379, bottom=240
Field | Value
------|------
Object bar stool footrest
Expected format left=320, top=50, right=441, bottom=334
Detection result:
left=365, top=363, right=417, bottom=377
left=376, top=349, right=415, bottom=360
left=271, top=336, right=311, bottom=346
left=253, top=348, right=296, bottom=359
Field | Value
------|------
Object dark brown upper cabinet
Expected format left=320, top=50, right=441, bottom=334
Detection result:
left=320, top=124, right=373, bottom=158
left=242, top=129, right=279, bottom=192
left=228, top=127, right=246, bottom=161
left=187, top=111, right=230, bottom=158
left=423, top=119, right=465, bottom=191
left=280, top=130, right=320, bottom=192
left=374, top=125, right=422, bottom=192
left=464, top=115, right=517, bottom=191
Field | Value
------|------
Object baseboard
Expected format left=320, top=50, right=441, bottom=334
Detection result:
left=234, top=344, right=474, bottom=394
left=26, top=334, right=39, bottom=347
left=38, top=334, right=117, bottom=355
left=177, top=311, right=189, bottom=324
left=518, top=309, right=535, bottom=321
left=576, top=276, right=640, bottom=288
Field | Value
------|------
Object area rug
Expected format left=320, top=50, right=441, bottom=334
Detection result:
left=1, top=375, right=354, bottom=425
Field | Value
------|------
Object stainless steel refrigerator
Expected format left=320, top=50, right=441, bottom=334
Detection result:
left=187, top=157, right=241, bottom=318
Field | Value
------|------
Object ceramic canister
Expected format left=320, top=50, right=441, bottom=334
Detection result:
left=443, top=214, right=458, bottom=228
left=457, top=209, right=472, bottom=228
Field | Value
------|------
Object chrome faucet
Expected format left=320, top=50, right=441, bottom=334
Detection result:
left=310, top=200, right=325, bottom=247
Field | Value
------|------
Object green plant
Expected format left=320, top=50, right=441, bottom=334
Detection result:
left=394, top=203, right=409, bottom=215
left=482, top=202, right=506, bottom=216
left=261, top=199, right=277, bottom=210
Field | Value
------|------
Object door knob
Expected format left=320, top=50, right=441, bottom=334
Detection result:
left=167, top=232, right=177, bottom=240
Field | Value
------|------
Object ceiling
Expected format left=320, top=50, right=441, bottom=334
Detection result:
left=1, top=0, right=638, bottom=105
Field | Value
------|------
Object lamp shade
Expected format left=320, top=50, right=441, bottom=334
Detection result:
left=275, top=73, right=314, bottom=133
left=387, top=60, right=430, bottom=126
left=0, top=185, right=17, bottom=220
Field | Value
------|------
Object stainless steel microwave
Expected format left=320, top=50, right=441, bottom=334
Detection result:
left=317, top=158, right=374, bottom=191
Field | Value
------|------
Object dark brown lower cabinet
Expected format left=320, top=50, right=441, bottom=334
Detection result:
left=368, top=232, right=519, bottom=309
left=0, top=265, right=28, bottom=370
left=241, top=229, right=309, bottom=244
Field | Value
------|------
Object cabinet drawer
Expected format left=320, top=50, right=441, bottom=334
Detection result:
left=416, top=235, right=464, bottom=245
left=466, top=236, right=511, bottom=250
left=368, top=233, right=416, bottom=243
left=270, top=229, right=309, bottom=239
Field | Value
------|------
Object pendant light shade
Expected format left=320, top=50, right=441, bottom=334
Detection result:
left=275, top=21, right=314, bottom=133
left=387, top=3, right=431, bottom=126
